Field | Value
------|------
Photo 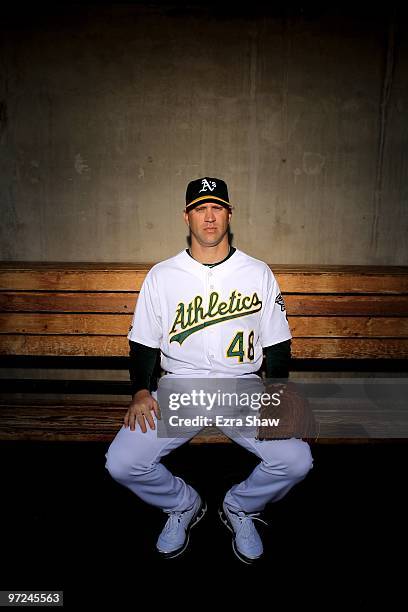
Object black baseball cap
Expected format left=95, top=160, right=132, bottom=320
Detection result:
left=185, top=177, right=232, bottom=212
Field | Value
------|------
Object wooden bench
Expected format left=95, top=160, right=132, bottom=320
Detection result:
left=1, top=262, right=407, bottom=443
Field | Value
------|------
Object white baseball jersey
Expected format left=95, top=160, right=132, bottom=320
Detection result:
left=127, top=248, right=292, bottom=377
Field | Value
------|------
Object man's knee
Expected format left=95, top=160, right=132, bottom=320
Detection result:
left=105, top=446, right=153, bottom=483
left=105, top=448, right=129, bottom=482
left=263, top=440, right=313, bottom=480
left=284, top=441, right=313, bottom=480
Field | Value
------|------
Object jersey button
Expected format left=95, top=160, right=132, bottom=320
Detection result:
left=209, top=285, right=214, bottom=290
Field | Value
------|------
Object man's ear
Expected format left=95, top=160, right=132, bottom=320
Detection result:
left=183, top=211, right=190, bottom=227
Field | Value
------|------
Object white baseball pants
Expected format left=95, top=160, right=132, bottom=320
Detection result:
left=105, top=412, right=313, bottom=513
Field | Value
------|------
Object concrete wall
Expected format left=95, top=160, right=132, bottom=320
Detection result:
left=1, top=3, right=407, bottom=264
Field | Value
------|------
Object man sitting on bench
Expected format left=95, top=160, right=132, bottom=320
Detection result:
left=105, top=176, right=313, bottom=564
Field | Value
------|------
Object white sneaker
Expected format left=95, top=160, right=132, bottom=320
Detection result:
left=156, top=495, right=206, bottom=558
left=219, top=501, right=268, bottom=564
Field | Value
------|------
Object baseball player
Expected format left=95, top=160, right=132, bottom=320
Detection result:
left=105, top=177, right=313, bottom=564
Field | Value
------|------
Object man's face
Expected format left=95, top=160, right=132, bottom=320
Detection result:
left=184, top=202, right=231, bottom=247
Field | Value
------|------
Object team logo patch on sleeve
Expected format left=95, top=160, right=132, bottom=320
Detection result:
left=275, top=293, right=286, bottom=312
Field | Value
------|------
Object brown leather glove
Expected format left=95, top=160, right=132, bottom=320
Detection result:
left=256, top=381, right=317, bottom=442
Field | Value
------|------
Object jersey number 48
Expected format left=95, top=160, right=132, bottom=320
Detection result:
left=226, top=330, right=255, bottom=363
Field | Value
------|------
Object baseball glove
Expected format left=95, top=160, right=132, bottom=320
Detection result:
left=256, top=381, right=317, bottom=442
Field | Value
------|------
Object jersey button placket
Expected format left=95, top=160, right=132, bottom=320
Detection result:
left=201, top=270, right=210, bottom=363
left=207, top=270, right=216, bottom=361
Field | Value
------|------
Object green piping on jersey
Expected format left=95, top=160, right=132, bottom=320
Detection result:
left=169, top=290, right=262, bottom=345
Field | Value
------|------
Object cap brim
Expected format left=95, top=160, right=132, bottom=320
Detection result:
left=185, top=195, right=232, bottom=211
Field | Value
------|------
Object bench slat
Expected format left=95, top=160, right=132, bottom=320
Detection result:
left=0, top=292, right=136, bottom=313
left=278, top=273, right=408, bottom=294
left=286, top=295, right=408, bottom=316
left=294, top=338, right=408, bottom=358
left=0, top=267, right=151, bottom=292
left=289, top=317, right=408, bottom=337
left=1, top=264, right=408, bottom=293
left=1, top=313, right=408, bottom=337
left=1, top=334, right=407, bottom=358
left=1, top=292, right=408, bottom=315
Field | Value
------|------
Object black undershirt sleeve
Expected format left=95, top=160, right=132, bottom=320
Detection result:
left=128, top=340, right=160, bottom=398
left=264, top=339, right=291, bottom=379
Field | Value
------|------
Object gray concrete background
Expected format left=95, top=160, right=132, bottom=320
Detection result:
left=1, top=3, right=407, bottom=264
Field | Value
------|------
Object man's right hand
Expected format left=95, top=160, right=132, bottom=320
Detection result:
left=124, top=389, right=161, bottom=433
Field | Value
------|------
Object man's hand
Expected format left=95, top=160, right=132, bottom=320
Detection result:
left=124, top=389, right=161, bottom=433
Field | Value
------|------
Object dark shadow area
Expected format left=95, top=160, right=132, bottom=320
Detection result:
left=2, top=357, right=407, bottom=396
left=3, top=355, right=407, bottom=372
left=0, top=439, right=405, bottom=606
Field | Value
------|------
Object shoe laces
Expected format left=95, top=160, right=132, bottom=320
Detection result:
left=162, top=507, right=191, bottom=534
left=163, top=512, right=183, bottom=533
left=235, top=511, right=268, bottom=540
